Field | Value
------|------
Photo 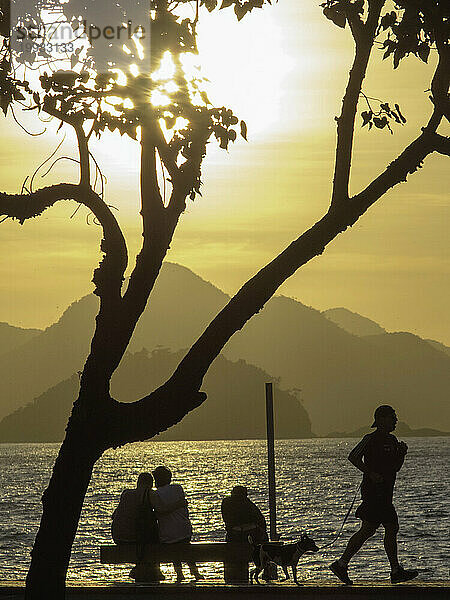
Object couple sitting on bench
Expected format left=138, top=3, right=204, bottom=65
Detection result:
left=112, top=466, right=203, bottom=583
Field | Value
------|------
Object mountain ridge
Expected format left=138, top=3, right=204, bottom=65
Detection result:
left=0, top=262, right=448, bottom=434
left=0, top=348, right=313, bottom=442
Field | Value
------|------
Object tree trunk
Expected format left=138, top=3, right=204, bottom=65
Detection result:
left=25, top=417, right=103, bottom=599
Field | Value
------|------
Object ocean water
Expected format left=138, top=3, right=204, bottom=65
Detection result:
left=0, top=438, right=448, bottom=584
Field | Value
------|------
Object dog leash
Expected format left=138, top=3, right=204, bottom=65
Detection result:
left=317, top=482, right=361, bottom=551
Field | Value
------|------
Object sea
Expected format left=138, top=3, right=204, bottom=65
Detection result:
left=0, top=438, right=448, bottom=584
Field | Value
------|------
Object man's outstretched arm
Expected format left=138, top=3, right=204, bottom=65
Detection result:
left=149, top=489, right=187, bottom=514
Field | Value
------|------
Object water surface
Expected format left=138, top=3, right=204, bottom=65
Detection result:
left=0, top=438, right=448, bottom=583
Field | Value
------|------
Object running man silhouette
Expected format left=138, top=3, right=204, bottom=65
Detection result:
left=330, top=405, right=418, bottom=585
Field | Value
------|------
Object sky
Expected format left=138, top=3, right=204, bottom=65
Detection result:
left=1, top=1, right=449, bottom=343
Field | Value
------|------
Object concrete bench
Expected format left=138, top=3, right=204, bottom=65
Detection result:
left=100, top=541, right=253, bottom=583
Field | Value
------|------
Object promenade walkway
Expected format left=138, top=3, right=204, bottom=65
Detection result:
left=1, top=581, right=449, bottom=600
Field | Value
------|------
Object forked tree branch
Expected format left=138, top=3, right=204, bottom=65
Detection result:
left=122, top=118, right=172, bottom=313
left=153, top=123, right=181, bottom=184
left=113, top=121, right=190, bottom=373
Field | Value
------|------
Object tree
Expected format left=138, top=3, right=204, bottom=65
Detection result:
left=0, top=0, right=448, bottom=597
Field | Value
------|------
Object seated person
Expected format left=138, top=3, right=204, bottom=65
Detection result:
left=112, top=472, right=158, bottom=544
left=221, top=485, right=268, bottom=543
left=152, top=465, right=203, bottom=583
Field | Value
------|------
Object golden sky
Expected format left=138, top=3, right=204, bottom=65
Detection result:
left=1, top=1, right=449, bottom=343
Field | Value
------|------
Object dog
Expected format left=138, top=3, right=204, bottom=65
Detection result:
left=249, top=532, right=319, bottom=585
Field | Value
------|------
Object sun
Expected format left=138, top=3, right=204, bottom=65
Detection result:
left=195, top=7, right=295, bottom=139
left=116, top=5, right=294, bottom=137
left=92, top=5, right=296, bottom=172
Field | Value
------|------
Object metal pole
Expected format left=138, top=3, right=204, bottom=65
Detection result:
left=265, top=382, right=278, bottom=541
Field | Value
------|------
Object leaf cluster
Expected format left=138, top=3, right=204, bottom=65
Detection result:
left=320, top=0, right=364, bottom=30
left=0, top=42, right=34, bottom=116
left=206, top=0, right=274, bottom=22
left=361, top=98, right=406, bottom=134
left=1, top=1, right=251, bottom=169
left=378, top=1, right=449, bottom=69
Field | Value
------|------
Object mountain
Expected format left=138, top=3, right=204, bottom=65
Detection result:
left=323, top=307, right=386, bottom=337
left=127, top=263, right=228, bottom=352
left=0, top=265, right=227, bottom=420
left=0, top=322, right=41, bottom=356
left=0, top=349, right=313, bottom=442
left=426, top=339, right=450, bottom=358
left=326, top=421, right=450, bottom=438
left=1, top=262, right=449, bottom=435
left=0, top=295, right=98, bottom=419
left=323, top=308, right=450, bottom=359
left=223, top=299, right=450, bottom=434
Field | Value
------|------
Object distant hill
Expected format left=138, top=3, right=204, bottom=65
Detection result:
left=326, top=421, right=450, bottom=438
left=0, top=265, right=226, bottom=420
left=426, top=339, right=450, bottom=358
left=323, top=307, right=386, bottom=337
left=0, top=262, right=449, bottom=435
left=0, top=349, right=313, bottom=442
left=224, top=298, right=450, bottom=434
left=0, top=322, right=41, bottom=356
left=0, top=295, right=98, bottom=419
left=322, top=308, right=450, bottom=360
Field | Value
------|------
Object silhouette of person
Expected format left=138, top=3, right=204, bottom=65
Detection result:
left=221, top=485, right=268, bottom=543
left=329, top=405, right=418, bottom=585
left=112, top=471, right=166, bottom=582
left=152, top=465, right=203, bottom=583
left=112, top=472, right=159, bottom=544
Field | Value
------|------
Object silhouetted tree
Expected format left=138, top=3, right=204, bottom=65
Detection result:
left=0, top=1, right=448, bottom=597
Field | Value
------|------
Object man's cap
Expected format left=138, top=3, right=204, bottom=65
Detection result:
left=371, top=405, right=396, bottom=427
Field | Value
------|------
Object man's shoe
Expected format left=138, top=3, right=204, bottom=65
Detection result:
left=391, top=567, right=418, bottom=584
left=329, top=560, right=353, bottom=585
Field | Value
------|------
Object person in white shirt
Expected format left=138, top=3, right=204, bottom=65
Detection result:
left=152, top=466, right=203, bottom=582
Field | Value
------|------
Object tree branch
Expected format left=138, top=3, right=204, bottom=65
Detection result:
left=105, top=386, right=207, bottom=448
left=351, top=129, right=449, bottom=212
left=433, top=133, right=450, bottom=156
left=140, top=120, right=164, bottom=217
left=74, top=125, right=91, bottom=187
left=341, top=0, right=365, bottom=44
left=0, top=183, right=128, bottom=300
left=110, top=119, right=188, bottom=375
left=121, top=117, right=170, bottom=314
left=331, top=0, right=385, bottom=208
left=43, top=103, right=92, bottom=187
left=430, top=34, right=450, bottom=124
left=107, top=125, right=449, bottom=447
left=153, top=123, right=181, bottom=184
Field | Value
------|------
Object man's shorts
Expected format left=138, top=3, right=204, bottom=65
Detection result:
left=355, top=500, right=398, bottom=527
